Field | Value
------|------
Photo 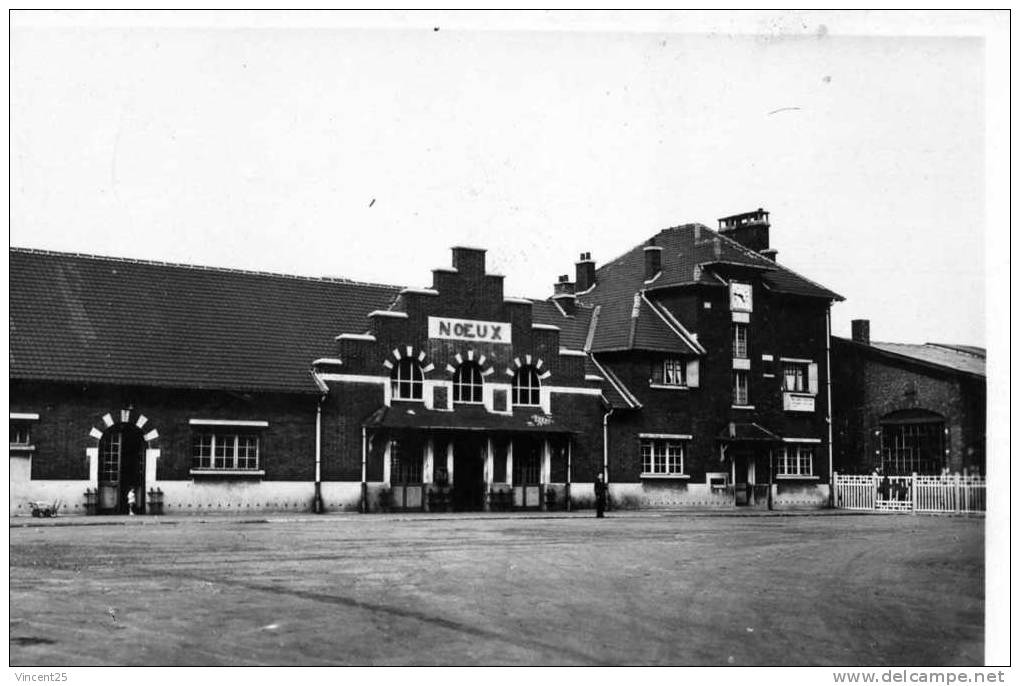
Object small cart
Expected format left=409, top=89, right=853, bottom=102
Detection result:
left=28, top=500, right=61, bottom=518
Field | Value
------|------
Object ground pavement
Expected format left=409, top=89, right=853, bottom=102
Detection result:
left=9, top=511, right=984, bottom=666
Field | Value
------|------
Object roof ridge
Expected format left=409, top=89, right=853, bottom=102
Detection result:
left=9, top=246, right=402, bottom=290
left=707, top=228, right=843, bottom=301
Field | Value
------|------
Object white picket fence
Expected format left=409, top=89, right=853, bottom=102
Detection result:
left=833, top=472, right=986, bottom=514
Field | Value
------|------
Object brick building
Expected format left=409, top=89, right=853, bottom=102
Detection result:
left=10, top=208, right=847, bottom=515
left=831, top=320, right=986, bottom=476
left=566, top=209, right=843, bottom=508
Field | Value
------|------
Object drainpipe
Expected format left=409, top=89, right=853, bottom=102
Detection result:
left=314, top=393, right=325, bottom=514
left=361, top=427, right=368, bottom=514
left=826, top=305, right=835, bottom=508
left=565, top=439, right=572, bottom=512
left=602, top=407, right=613, bottom=508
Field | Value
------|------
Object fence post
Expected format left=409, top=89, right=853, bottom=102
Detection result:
left=955, top=472, right=961, bottom=513
left=911, top=472, right=918, bottom=512
left=833, top=471, right=838, bottom=508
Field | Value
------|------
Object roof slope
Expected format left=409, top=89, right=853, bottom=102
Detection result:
left=10, top=248, right=401, bottom=393
left=866, top=341, right=986, bottom=378
left=577, top=223, right=841, bottom=353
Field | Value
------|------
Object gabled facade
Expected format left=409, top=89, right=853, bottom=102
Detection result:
left=831, top=319, right=986, bottom=476
left=315, top=246, right=606, bottom=512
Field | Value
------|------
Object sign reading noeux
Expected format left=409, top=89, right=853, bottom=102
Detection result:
left=428, top=316, right=512, bottom=344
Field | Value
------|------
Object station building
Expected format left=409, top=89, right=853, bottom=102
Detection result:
left=9, top=208, right=846, bottom=515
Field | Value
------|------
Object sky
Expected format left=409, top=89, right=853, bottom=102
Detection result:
left=9, top=11, right=1007, bottom=346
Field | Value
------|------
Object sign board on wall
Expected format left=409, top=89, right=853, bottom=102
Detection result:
left=428, top=316, right=512, bottom=344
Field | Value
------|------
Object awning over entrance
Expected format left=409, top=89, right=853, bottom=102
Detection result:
left=717, top=421, right=781, bottom=443
left=363, top=405, right=577, bottom=434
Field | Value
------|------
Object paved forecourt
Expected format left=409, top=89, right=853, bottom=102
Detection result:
left=9, top=513, right=983, bottom=666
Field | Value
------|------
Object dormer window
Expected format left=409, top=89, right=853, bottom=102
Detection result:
left=391, top=359, right=424, bottom=400
left=453, top=362, right=483, bottom=403
left=512, top=366, right=541, bottom=406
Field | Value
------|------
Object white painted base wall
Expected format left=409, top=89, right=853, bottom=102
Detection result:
left=600, top=481, right=830, bottom=509
left=10, top=470, right=90, bottom=516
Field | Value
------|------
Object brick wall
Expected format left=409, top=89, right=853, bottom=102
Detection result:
left=831, top=339, right=986, bottom=474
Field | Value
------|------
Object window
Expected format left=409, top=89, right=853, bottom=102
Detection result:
left=881, top=422, right=946, bottom=475
left=640, top=439, right=686, bottom=475
left=783, top=362, right=808, bottom=392
left=733, top=324, right=748, bottom=358
left=192, top=432, right=260, bottom=471
left=733, top=371, right=749, bottom=405
left=453, top=362, right=484, bottom=403
left=778, top=445, right=814, bottom=476
left=390, top=439, right=423, bottom=484
left=391, top=359, right=424, bottom=400
left=512, top=366, right=541, bottom=406
left=10, top=421, right=31, bottom=446
left=662, top=357, right=687, bottom=386
left=100, top=430, right=122, bottom=482
left=513, top=439, right=541, bottom=484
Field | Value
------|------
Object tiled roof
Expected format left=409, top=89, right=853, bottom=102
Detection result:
left=841, top=338, right=986, bottom=379
left=578, top=223, right=841, bottom=353
left=363, top=404, right=578, bottom=433
left=528, top=299, right=593, bottom=352
left=9, top=248, right=401, bottom=393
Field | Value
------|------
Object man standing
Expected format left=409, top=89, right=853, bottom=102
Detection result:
left=594, top=473, right=607, bottom=518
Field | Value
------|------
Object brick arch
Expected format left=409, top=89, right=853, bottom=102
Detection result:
left=504, top=354, right=552, bottom=381
left=381, top=346, right=435, bottom=374
left=87, top=408, right=160, bottom=447
left=444, top=349, right=495, bottom=379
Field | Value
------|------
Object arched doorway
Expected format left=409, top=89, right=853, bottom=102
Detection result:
left=98, top=424, right=147, bottom=514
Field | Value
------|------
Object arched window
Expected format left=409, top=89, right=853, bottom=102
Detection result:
left=512, top=366, right=541, bottom=406
left=391, top=359, right=423, bottom=400
left=453, top=362, right=484, bottom=403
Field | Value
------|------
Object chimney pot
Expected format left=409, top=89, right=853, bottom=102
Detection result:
left=643, top=245, right=663, bottom=281
left=851, top=319, right=871, bottom=345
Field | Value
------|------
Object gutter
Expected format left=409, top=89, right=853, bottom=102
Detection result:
left=310, top=370, right=329, bottom=514
left=314, top=394, right=325, bottom=513
left=826, top=305, right=835, bottom=508
left=361, top=427, right=368, bottom=514
left=602, top=406, right=613, bottom=486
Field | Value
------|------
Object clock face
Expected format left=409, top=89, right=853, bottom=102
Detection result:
left=730, top=282, right=752, bottom=311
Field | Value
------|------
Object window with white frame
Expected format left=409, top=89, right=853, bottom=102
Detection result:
left=778, top=445, right=814, bottom=476
left=640, top=438, right=686, bottom=475
left=733, top=371, right=749, bottom=405
left=192, top=432, right=260, bottom=471
left=391, top=359, right=424, bottom=400
left=662, top=356, right=687, bottom=386
left=453, top=362, right=484, bottom=403
left=733, top=323, right=748, bottom=358
left=783, top=361, right=809, bottom=392
left=10, top=421, right=31, bottom=446
left=512, top=366, right=541, bottom=406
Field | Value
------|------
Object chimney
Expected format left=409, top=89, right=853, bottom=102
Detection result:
left=718, top=208, right=771, bottom=255
left=644, top=243, right=663, bottom=281
left=851, top=319, right=870, bottom=345
left=552, top=274, right=577, bottom=315
left=553, top=274, right=575, bottom=296
left=575, top=252, right=596, bottom=293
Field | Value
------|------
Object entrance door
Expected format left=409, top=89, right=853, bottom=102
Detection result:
left=98, top=426, right=145, bottom=514
left=452, top=436, right=484, bottom=511
left=733, top=452, right=753, bottom=506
